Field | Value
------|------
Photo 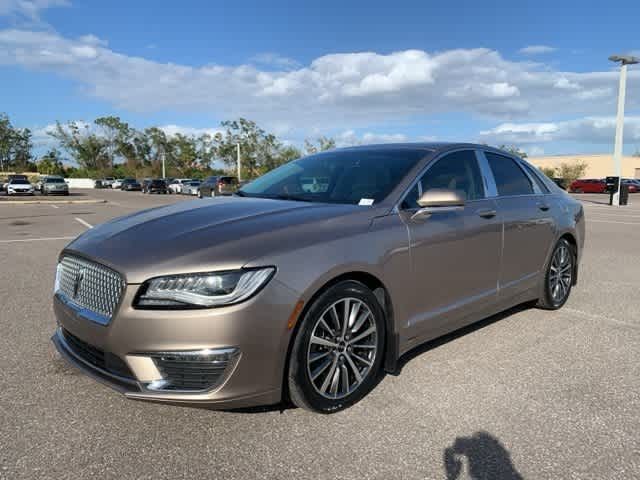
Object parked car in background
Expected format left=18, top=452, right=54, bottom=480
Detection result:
left=94, top=179, right=105, bottom=189
left=6, top=178, right=34, bottom=196
left=112, top=178, right=124, bottom=189
left=141, top=179, right=152, bottom=193
left=144, top=179, right=169, bottom=194
left=622, top=179, right=640, bottom=193
left=102, top=177, right=115, bottom=188
left=182, top=180, right=202, bottom=196
left=168, top=178, right=192, bottom=194
left=3, top=174, right=28, bottom=192
left=51, top=143, right=584, bottom=413
left=198, top=176, right=239, bottom=198
left=120, top=178, right=142, bottom=191
left=41, top=176, right=69, bottom=195
left=35, top=175, right=50, bottom=191
left=569, top=179, right=606, bottom=193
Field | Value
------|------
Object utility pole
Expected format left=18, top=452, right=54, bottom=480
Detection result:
left=236, top=143, right=241, bottom=182
left=609, top=55, right=639, bottom=205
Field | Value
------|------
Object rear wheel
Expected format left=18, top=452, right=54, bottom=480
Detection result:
left=537, top=238, right=575, bottom=310
left=288, top=280, right=385, bottom=413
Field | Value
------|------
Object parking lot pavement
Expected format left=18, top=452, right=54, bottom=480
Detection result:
left=1, top=191, right=639, bottom=479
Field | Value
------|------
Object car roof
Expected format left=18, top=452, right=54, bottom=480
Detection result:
left=329, top=142, right=528, bottom=156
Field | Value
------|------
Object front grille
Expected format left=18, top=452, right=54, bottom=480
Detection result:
left=152, top=353, right=235, bottom=391
left=61, top=329, right=134, bottom=380
left=56, top=255, right=125, bottom=321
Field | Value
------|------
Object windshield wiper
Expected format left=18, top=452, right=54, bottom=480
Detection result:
left=271, top=194, right=314, bottom=202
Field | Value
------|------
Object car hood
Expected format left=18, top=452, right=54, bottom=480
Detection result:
left=64, top=196, right=381, bottom=283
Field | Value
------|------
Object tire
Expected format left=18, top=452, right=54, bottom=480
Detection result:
left=287, top=280, right=386, bottom=413
left=197, top=190, right=202, bottom=199
left=536, top=238, right=575, bottom=310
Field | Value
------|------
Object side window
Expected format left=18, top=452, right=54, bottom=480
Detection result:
left=401, top=150, right=484, bottom=209
left=485, top=152, right=534, bottom=196
left=420, top=150, right=484, bottom=201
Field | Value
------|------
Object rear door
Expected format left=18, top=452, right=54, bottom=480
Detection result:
left=482, top=151, right=556, bottom=300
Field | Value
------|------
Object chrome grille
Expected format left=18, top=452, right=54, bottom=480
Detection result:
left=56, top=255, right=125, bottom=321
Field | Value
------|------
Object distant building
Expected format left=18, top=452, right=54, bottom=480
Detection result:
left=529, top=154, right=640, bottom=179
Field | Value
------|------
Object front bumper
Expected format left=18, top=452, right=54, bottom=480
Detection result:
left=52, top=278, right=299, bottom=408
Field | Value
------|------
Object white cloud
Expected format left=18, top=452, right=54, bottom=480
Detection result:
left=0, top=0, right=69, bottom=23
left=250, top=52, right=300, bottom=70
left=158, top=124, right=222, bottom=138
left=0, top=28, right=638, bottom=138
left=518, top=45, right=556, bottom=55
left=479, top=117, right=640, bottom=144
left=336, top=130, right=410, bottom=147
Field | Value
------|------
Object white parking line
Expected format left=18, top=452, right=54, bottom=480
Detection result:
left=74, top=217, right=93, bottom=229
left=0, top=236, right=75, bottom=244
left=50, top=205, right=59, bottom=209
left=587, top=219, right=640, bottom=225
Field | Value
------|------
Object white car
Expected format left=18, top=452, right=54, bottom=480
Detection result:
left=181, top=181, right=202, bottom=195
left=7, top=179, right=34, bottom=196
left=168, top=178, right=192, bottom=194
left=111, top=179, right=124, bottom=189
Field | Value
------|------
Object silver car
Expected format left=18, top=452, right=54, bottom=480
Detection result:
left=52, top=143, right=584, bottom=413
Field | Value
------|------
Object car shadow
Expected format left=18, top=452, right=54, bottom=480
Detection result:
left=393, top=302, right=533, bottom=375
left=444, top=431, right=523, bottom=479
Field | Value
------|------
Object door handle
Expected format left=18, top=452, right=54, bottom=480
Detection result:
left=476, top=209, right=497, bottom=218
left=537, top=203, right=550, bottom=211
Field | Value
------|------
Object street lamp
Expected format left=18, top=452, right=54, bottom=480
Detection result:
left=609, top=54, right=639, bottom=206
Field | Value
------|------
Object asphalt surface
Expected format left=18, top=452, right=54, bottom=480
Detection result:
left=1, top=189, right=639, bottom=479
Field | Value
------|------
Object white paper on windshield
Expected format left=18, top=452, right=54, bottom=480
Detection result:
left=358, top=198, right=374, bottom=206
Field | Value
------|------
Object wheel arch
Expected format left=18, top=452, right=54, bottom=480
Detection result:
left=281, top=270, right=398, bottom=404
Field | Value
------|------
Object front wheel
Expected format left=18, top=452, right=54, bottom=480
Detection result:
left=287, top=280, right=385, bottom=413
left=537, top=238, right=575, bottom=310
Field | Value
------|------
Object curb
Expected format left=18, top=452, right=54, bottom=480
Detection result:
left=0, top=199, right=107, bottom=205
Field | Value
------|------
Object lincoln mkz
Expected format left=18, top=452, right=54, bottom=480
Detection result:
left=52, top=143, right=584, bottom=413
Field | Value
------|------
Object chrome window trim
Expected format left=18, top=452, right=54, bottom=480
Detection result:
left=394, top=148, right=488, bottom=212
left=475, top=150, right=498, bottom=198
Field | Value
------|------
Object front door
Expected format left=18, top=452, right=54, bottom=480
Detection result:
left=398, top=150, right=502, bottom=344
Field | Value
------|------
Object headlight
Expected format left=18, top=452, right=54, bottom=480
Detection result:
left=135, top=268, right=275, bottom=308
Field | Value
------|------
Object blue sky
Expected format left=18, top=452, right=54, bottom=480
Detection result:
left=1, top=0, right=639, bottom=156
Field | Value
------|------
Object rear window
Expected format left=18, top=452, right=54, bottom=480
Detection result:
left=520, top=163, right=550, bottom=193
left=485, top=152, right=534, bottom=196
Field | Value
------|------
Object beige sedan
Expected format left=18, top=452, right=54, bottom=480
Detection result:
left=52, top=143, right=584, bottom=413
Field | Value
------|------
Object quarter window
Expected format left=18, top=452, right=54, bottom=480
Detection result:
left=485, top=152, right=534, bottom=196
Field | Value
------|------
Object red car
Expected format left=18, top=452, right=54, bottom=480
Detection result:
left=569, top=179, right=606, bottom=193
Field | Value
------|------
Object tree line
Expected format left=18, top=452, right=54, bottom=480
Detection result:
left=0, top=113, right=336, bottom=179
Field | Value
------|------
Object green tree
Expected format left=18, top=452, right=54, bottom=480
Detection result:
left=49, top=121, right=110, bottom=173
left=215, top=118, right=281, bottom=179
left=12, top=128, right=34, bottom=171
left=557, top=161, right=587, bottom=188
left=304, top=136, right=336, bottom=155
left=37, top=149, right=65, bottom=175
left=0, top=113, right=13, bottom=171
left=498, top=145, right=528, bottom=158
left=539, top=166, right=557, bottom=178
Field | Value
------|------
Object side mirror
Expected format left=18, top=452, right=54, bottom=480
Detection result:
left=412, top=188, right=465, bottom=221
left=417, top=188, right=465, bottom=208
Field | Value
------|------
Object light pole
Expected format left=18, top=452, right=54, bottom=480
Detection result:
left=236, top=143, right=241, bottom=182
left=609, top=54, right=639, bottom=205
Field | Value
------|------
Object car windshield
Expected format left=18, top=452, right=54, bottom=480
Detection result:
left=46, top=178, right=65, bottom=183
left=11, top=179, right=30, bottom=185
left=238, top=148, right=427, bottom=205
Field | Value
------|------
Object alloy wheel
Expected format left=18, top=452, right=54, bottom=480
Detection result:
left=549, top=244, right=573, bottom=304
left=306, top=297, right=378, bottom=400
